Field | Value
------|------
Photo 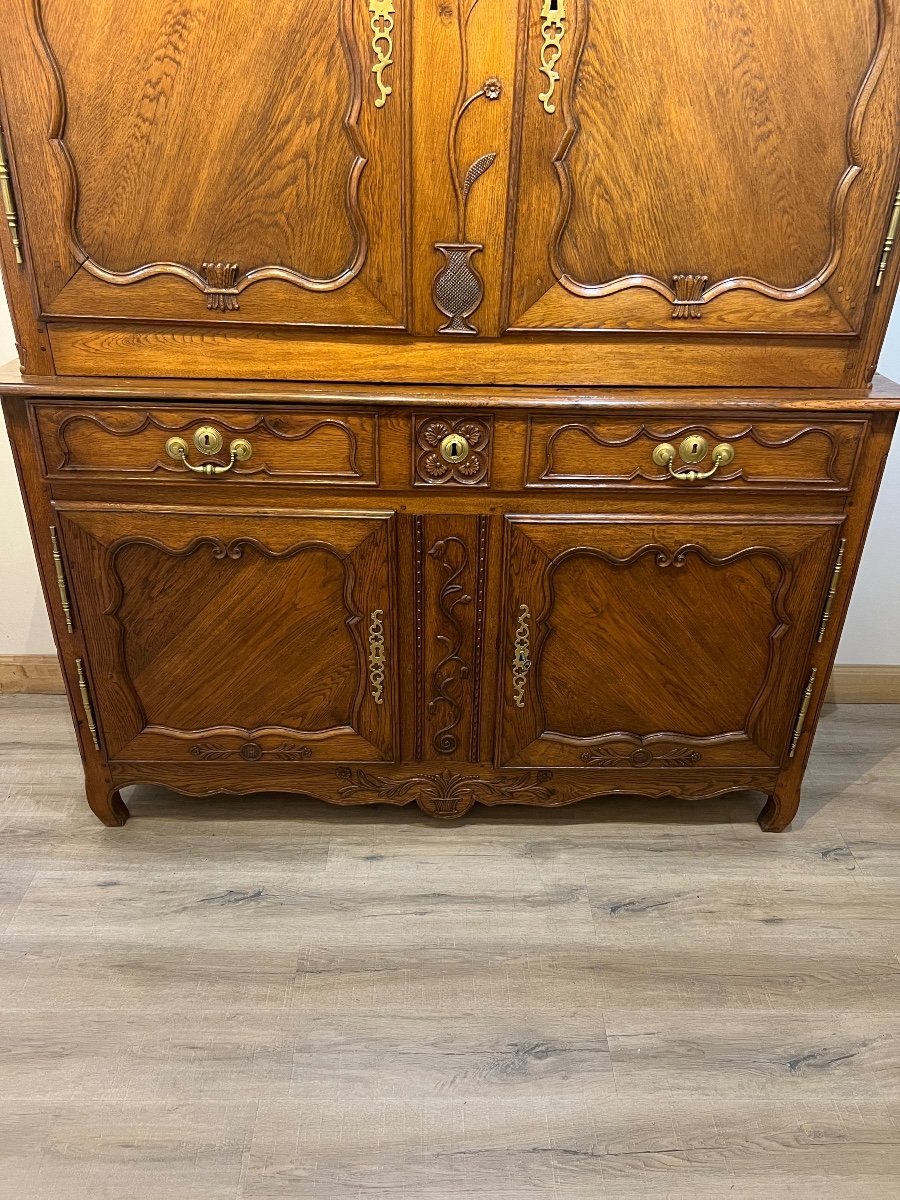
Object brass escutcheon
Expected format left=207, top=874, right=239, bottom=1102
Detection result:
left=440, top=432, right=470, bottom=464
left=193, top=425, right=223, bottom=455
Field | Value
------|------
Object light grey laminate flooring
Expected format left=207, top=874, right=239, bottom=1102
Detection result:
left=1, top=695, right=899, bottom=1198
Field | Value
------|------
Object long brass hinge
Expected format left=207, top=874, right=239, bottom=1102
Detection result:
left=0, top=127, right=23, bottom=265
left=875, top=186, right=900, bottom=289
left=49, top=526, right=74, bottom=633
left=75, top=658, right=101, bottom=750
left=817, top=537, right=846, bottom=643
left=789, top=667, right=818, bottom=758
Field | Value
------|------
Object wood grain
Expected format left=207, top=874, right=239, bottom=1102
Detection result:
left=2, top=694, right=900, bottom=1197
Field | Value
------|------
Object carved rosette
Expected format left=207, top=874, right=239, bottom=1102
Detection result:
left=414, top=416, right=492, bottom=485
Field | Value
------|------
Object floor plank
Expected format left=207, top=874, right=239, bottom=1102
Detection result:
left=2, top=695, right=900, bottom=1197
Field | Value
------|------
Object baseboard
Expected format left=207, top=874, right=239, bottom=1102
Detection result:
left=0, top=655, right=66, bottom=695
left=2, top=655, right=900, bottom=703
left=824, top=665, right=900, bottom=704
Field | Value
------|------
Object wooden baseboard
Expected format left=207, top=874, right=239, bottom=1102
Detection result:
left=824, top=665, right=900, bottom=704
left=2, top=655, right=900, bottom=703
left=0, top=655, right=66, bottom=695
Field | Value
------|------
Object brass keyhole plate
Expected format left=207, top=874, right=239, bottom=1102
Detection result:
left=193, top=425, right=223, bottom=456
left=679, top=434, right=708, bottom=464
left=440, top=432, right=470, bottom=464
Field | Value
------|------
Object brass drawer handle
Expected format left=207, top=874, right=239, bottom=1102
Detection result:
left=652, top=435, right=735, bottom=484
left=165, top=435, right=252, bottom=476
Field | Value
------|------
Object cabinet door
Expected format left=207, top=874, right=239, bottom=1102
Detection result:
left=3, top=0, right=406, bottom=329
left=506, top=0, right=898, bottom=335
left=57, top=508, right=396, bottom=763
left=498, top=518, right=840, bottom=768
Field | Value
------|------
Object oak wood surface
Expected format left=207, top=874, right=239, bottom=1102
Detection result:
left=2, top=693, right=900, bottom=1197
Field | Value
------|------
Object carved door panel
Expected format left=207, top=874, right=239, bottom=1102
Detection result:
left=3, top=0, right=406, bottom=328
left=505, top=0, right=899, bottom=335
left=498, top=517, right=841, bottom=768
left=55, top=507, right=396, bottom=763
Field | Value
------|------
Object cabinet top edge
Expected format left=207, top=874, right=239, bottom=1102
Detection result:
left=2, top=363, right=899, bottom=411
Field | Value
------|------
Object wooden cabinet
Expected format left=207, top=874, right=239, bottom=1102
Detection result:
left=2, top=1, right=900, bottom=831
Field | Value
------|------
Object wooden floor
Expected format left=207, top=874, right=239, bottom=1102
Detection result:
left=1, top=696, right=899, bottom=1198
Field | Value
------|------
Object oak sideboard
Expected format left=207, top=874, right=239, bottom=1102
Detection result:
left=2, top=0, right=899, bottom=829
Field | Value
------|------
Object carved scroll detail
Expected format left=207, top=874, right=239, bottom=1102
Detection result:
left=369, top=1, right=395, bottom=108
left=335, top=766, right=554, bottom=819
left=433, top=0, right=502, bottom=334
left=538, top=0, right=567, bottom=114
left=427, top=537, right=473, bottom=754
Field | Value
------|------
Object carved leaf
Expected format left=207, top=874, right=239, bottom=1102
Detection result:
left=462, top=153, right=497, bottom=202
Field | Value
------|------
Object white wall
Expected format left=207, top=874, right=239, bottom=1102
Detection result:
left=1, top=294, right=899, bottom=661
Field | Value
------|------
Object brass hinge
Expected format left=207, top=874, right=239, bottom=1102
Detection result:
left=75, top=658, right=101, bottom=750
left=0, top=127, right=23, bottom=265
left=875, top=186, right=900, bottom=289
left=789, top=667, right=818, bottom=758
left=817, top=537, right=846, bottom=643
left=49, top=526, right=74, bottom=633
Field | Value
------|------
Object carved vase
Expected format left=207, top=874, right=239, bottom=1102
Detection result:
left=433, top=242, right=485, bottom=335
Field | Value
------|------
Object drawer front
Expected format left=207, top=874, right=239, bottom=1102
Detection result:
left=33, top=404, right=379, bottom=485
left=525, top=417, right=866, bottom=491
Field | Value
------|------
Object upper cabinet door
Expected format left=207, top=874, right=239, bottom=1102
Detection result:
left=505, top=0, right=899, bottom=335
left=3, top=0, right=407, bottom=329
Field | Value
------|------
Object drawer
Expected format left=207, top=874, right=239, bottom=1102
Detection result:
left=32, top=403, right=379, bottom=485
left=524, top=416, right=866, bottom=491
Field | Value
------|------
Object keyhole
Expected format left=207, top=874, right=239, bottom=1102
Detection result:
left=450, top=440, right=460, bottom=457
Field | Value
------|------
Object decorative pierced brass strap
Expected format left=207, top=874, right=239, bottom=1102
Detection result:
left=818, top=538, right=846, bottom=643
left=512, top=604, right=532, bottom=708
left=368, top=609, right=386, bottom=704
left=49, top=526, right=73, bottom=633
left=538, top=0, right=568, bottom=114
left=789, top=667, right=818, bottom=758
left=369, top=1, right=395, bottom=108
left=75, top=659, right=100, bottom=750
left=875, top=187, right=900, bottom=290
left=0, top=127, right=23, bottom=264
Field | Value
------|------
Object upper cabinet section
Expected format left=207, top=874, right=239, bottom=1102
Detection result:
left=1, top=0, right=407, bottom=329
left=506, top=0, right=898, bottom=335
left=1, top=0, right=900, bottom=383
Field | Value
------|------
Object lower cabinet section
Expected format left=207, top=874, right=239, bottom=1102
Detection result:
left=7, top=394, right=893, bottom=833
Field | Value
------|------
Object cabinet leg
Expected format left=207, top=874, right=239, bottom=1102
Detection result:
left=85, top=766, right=129, bottom=827
left=758, top=786, right=800, bottom=833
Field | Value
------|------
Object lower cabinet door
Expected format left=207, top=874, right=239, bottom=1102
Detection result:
left=498, top=517, right=841, bottom=769
left=57, top=507, right=396, bottom=763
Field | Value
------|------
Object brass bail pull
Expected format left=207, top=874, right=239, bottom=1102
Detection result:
left=652, top=436, right=735, bottom=484
left=165, top=435, right=252, bottom=476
